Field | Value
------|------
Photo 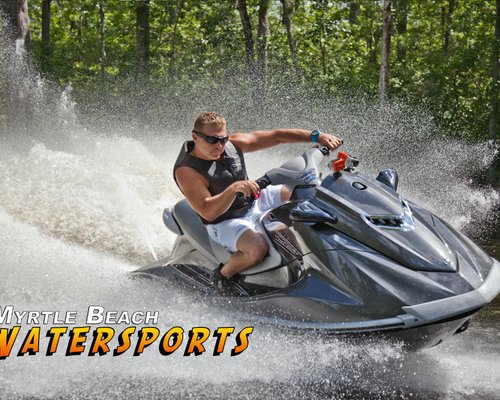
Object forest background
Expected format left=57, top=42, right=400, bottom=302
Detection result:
left=1, top=0, right=500, bottom=185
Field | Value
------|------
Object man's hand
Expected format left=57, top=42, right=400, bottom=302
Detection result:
left=231, top=180, right=261, bottom=197
left=318, top=133, right=343, bottom=150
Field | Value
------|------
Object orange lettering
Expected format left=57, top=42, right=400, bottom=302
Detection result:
left=184, top=327, right=210, bottom=356
left=89, top=327, right=115, bottom=356
left=231, top=327, right=253, bottom=356
left=66, top=327, right=90, bottom=356
left=46, top=327, right=68, bottom=356
left=114, top=327, right=136, bottom=356
left=134, top=327, right=159, bottom=356
left=18, top=327, right=40, bottom=356
left=0, top=326, right=20, bottom=359
left=159, top=326, right=184, bottom=355
left=213, top=327, right=234, bottom=356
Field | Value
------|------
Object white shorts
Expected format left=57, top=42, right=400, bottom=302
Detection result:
left=206, top=185, right=283, bottom=253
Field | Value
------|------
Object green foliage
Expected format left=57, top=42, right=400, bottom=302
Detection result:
left=25, top=0, right=499, bottom=141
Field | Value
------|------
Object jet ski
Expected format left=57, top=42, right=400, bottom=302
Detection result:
left=133, top=145, right=500, bottom=349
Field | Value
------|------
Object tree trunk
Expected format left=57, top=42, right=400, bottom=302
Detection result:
left=317, top=1, right=328, bottom=75
left=256, top=0, right=270, bottom=92
left=155, top=4, right=168, bottom=48
left=167, top=0, right=184, bottom=79
left=443, top=0, right=456, bottom=53
left=280, top=0, right=299, bottom=73
left=1, top=0, right=31, bottom=52
left=379, top=0, right=392, bottom=103
left=320, top=35, right=327, bottom=75
left=78, top=3, right=83, bottom=40
left=98, top=1, right=106, bottom=84
left=489, top=0, right=500, bottom=185
left=394, top=0, right=408, bottom=60
left=348, top=1, right=360, bottom=25
left=367, top=15, right=381, bottom=67
left=237, top=0, right=255, bottom=76
left=136, top=0, right=150, bottom=78
left=41, top=0, right=50, bottom=61
left=0, top=0, right=32, bottom=134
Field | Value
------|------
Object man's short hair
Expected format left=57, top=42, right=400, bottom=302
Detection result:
left=194, top=112, right=226, bottom=132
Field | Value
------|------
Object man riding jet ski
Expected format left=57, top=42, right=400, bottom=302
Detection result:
left=134, top=114, right=500, bottom=349
left=172, top=112, right=342, bottom=293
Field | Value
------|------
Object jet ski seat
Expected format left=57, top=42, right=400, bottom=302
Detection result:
left=169, top=199, right=282, bottom=275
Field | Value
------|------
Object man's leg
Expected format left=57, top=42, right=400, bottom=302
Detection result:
left=220, top=229, right=268, bottom=278
left=213, top=185, right=288, bottom=280
left=219, top=185, right=289, bottom=278
left=280, top=185, right=292, bottom=202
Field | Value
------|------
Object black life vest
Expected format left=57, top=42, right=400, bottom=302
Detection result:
left=173, top=140, right=254, bottom=224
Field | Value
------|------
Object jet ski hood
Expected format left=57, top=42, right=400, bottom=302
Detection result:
left=312, top=171, right=457, bottom=272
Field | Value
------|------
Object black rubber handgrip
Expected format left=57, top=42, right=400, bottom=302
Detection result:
left=251, top=176, right=271, bottom=199
left=255, top=174, right=271, bottom=189
left=256, top=179, right=270, bottom=190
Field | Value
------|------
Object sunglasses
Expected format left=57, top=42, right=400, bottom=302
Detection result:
left=193, top=130, right=229, bottom=145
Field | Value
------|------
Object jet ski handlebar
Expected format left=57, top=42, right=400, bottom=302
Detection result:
left=254, top=144, right=356, bottom=191
left=256, top=176, right=271, bottom=190
left=253, top=145, right=332, bottom=190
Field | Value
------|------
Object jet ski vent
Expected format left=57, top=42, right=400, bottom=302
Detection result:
left=366, top=216, right=404, bottom=227
left=365, top=200, right=415, bottom=231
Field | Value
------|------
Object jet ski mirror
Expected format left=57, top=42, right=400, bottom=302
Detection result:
left=376, top=168, right=399, bottom=191
left=290, top=202, right=338, bottom=224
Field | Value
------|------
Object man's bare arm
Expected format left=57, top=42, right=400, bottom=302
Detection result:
left=230, top=129, right=342, bottom=153
left=175, top=167, right=260, bottom=222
